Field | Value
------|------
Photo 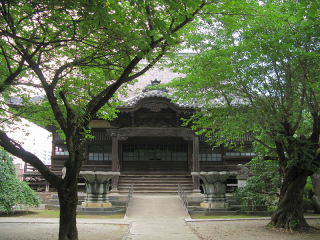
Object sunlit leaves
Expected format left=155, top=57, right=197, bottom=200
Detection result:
left=1, top=0, right=208, bottom=138
left=167, top=0, right=320, bottom=172
left=235, top=171, right=282, bottom=211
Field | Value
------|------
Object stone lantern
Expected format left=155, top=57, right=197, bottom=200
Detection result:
left=80, top=171, right=120, bottom=208
left=192, top=171, right=237, bottom=209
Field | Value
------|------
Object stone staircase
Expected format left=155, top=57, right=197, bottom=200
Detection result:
left=117, top=175, right=194, bottom=194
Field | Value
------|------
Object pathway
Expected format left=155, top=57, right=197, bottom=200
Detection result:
left=124, top=194, right=199, bottom=240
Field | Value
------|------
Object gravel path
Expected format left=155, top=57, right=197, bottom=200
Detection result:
left=187, top=218, right=320, bottom=240
left=1, top=218, right=320, bottom=239
left=0, top=222, right=129, bottom=240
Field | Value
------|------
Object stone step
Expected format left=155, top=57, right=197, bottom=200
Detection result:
left=119, top=182, right=191, bottom=186
left=117, top=183, right=194, bottom=188
left=117, top=180, right=193, bottom=184
left=119, top=178, right=192, bottom=182
left=117, top=175, right=194, bottom=194
left=119, top=177, right=192, bottom=180
left=118, top=190, right=192, bottom=194
left=118, top=175, right=192, bottom=178
left=118, top=186, right=194, bottom=191
left=118, top=175, right=191, bottom=179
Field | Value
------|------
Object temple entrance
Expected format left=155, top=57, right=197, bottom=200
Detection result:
left=121, top=138, right=189, bottom=173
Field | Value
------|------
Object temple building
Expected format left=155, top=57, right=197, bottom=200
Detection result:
left=42, top=79, right=255, bottom=193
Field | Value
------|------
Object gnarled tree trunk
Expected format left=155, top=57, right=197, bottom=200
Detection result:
left=270, top=167, right=310, bottom=230
left=57, top=137, right=84, bottom=240
left=58, top=179, right=79, bottom=240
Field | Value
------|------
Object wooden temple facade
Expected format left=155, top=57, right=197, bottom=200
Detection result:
left=24, top=80, right=255, bottom=192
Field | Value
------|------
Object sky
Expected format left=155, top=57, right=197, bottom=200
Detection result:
left=7, top=120, right=52, bottom=165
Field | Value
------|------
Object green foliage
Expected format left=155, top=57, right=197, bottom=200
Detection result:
left=304, top=177, right=314, bottom=200
left=0, top=148, right=40, bottom=214
left=167, top=2, right=320, bottom=227
left=235, top=171, right=282, bottom=211
left=0, top=0, right=210, bottom=139
left=234, top=143, right=282, bottom=211
left=302, top=198, right=314, bottom=213
left=166, top=0, right=320, bottom=173
left=0, top=1, right=211, bottom=237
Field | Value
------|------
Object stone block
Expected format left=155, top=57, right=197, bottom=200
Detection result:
left=200, top=202, right=211, bottom=208
left=210, top=202, right=230, bottom=209
left=237, top=179, right=247, bottom=188
left=81, top=202, right=112, bottom=208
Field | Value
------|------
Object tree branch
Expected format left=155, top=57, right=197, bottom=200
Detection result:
left=250, top=135, right=277, bottom=153
left=0, top=58, right=25, bottom=93
left=0, top=131, right=61, bottom=188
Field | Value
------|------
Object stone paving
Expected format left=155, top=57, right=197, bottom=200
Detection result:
left=0, top=218, right=130, bottom=240
left=2, top=195, right=320, bottom=240
left=0, top=194, right=198, bottom=240
left=124, top=195, right=199, bottom=240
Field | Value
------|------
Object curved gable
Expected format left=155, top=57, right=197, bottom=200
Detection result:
left=112, top=80, right=196, bottom=128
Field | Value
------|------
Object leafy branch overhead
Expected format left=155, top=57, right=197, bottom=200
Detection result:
left=0, top=1, right=212, bottom=238
left=165, top=0, right=320, bottom=231
left=1, top=0, right=209, bottom=131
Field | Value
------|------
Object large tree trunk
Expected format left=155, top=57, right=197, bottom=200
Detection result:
left=57, top=141, right=83, bottom=240
left=270, top=167, right=310, bottom=230
left=58, top=181, right=79, bottom=240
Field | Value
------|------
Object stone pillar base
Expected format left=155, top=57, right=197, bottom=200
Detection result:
left=200, top=202, right=211, bottom=208
left=210, top=202, right=229, bottom=209
left=81, top=202, right=112, bottom=208
left=200, top=202, right=230, bottom=209
left=237, top=179, right=247, bottom=188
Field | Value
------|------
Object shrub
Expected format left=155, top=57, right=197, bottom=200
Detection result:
left=0, top=148, right=40, bottom=214
left=304, top=177, right=314, bottom=199
left=235, top=171, right=282, bottom=211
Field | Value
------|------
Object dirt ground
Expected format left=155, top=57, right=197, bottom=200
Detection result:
left=1, top=219, right=320, bottom=240
left=187, top=218, right=320, bottom=240
left=0, top=222, right=129, bottom=240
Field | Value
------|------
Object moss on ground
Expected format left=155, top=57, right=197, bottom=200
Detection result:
left=0, top=210, right=125, bottom=219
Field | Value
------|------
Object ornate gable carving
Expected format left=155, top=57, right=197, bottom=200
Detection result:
left=106, top=128, right=194, bottom=141
left=143, top=102, right=169, bottom=112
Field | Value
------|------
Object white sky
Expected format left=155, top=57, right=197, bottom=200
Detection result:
left=7, top=121, right=52, bottom=164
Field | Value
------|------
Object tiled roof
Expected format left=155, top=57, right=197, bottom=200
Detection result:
left=119, top=89, right=198, bottom=109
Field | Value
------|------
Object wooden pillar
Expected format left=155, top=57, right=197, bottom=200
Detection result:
left=193, top=136, right=200, bottom=191
left=131, top=112, right=135, bottom=127
left=188, top=142, right=193, bottom=172
left=111, top=136, right=119, bottom=191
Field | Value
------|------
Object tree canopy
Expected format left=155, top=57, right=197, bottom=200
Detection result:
left=166, top=0, right=320, bottom=230
left=0, top=1, right=213, bottom=239
left=1, top=0, right=207, bottom=127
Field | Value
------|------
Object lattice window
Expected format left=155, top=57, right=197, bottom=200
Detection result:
left=199, top=145, right=222, bottom=162
left=55, top=144, right=69, bottom=156
left=122, top=143, right=187, bottom=161
left=225, top=145, right=255, bottom=157
left=88, top=145, right=112, bottom=161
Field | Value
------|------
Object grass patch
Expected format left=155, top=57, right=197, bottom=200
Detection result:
left=190, top=212, right=320, bottom=220
left=190, top=214, right=269, bottom=219
left=77, top=213, right=125, bottom=219
left=0, top=210, right=59, bottom=218
left=0, top=210, right=125, bottom=219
